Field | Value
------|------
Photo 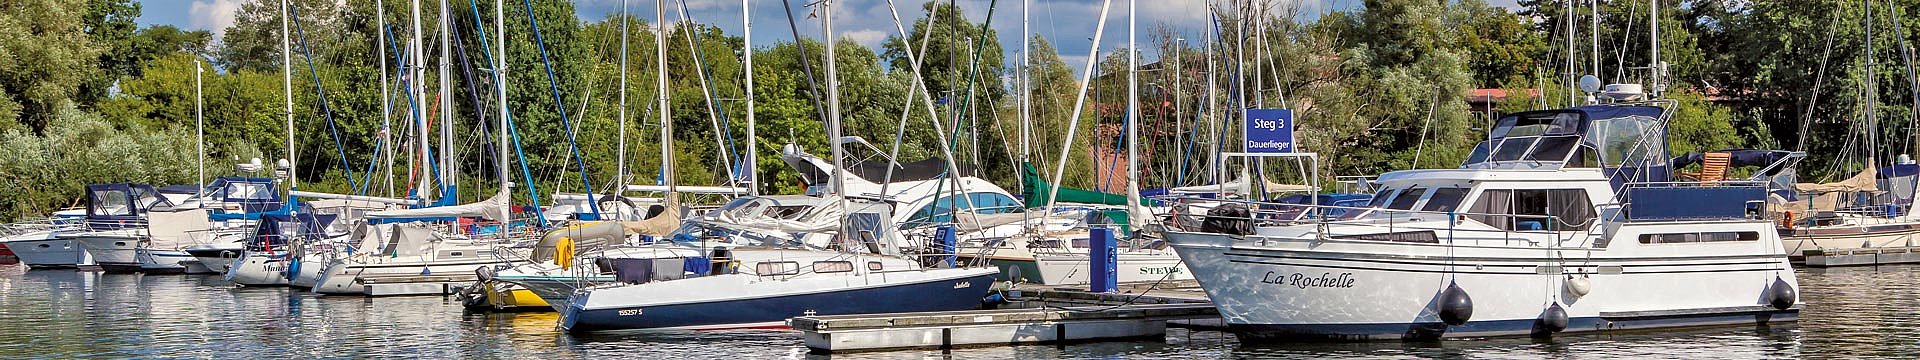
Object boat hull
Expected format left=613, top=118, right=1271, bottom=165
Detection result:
left=1781, top=224, right=1920, bottom=264
left=561, top=269, right=998, bottom=332
left=1031, top=251, right=1192, bottom=285
left=186, top=245, right=244, bottom=274
left=136, top=248, right=195, bottom=274
left=72, top=233, right=143, bottom=273
left=1166, top=226, right=1800, bottom=341
left=6, top=238, right=91, bottom=268
left=310, top=259, right=511, bottom=295
left=225, top=251, right=292, bottom=286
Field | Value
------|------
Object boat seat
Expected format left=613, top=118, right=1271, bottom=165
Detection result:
left=1699, top=152, right=1731, bottom=183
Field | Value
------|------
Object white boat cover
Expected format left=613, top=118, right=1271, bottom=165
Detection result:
left=1169, top=178, right=1313, bottom=195
left=707, top=200, right=842, bottom=235
left=365, top=192, right=510, bottom=221
left=529, top=206, right=684, bottom=264
left=147, top=208, right=211, bottom=249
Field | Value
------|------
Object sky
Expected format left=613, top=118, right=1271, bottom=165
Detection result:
left=137, top=0, right=1520, bottom=78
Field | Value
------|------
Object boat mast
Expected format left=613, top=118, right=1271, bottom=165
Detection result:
left=1042, top=0, right=1115, bottom=215
left=744, top=0, right=758, bottom=196
left=283, top=0, right=296, bottom=191
left=412, top=0, right=430, bottom=204
left=1206, top=1, right=1221, bottom=199
left=380, top=0, right=393, bottom=197
left=497, top=0, right=511, bottom=231
left=658, top=0, right=676, bottom=206
left=1649, top=0, right=1661, bottom=97
left=440, top=0, right=454, bottom=202
left=617, top=0, right=630, bottom=194
left=1125, top=0, right=1143, bottom=229
left=1020, top=0, right=1030, bottom=164
left=824, top=0, right=848, bottom=233
left=195, top=58, right=205, bottom=195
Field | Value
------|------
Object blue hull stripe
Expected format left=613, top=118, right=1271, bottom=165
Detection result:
left=1230, top=309, right=1800, bottom=341
left=562, top=274, right=997, bottom=332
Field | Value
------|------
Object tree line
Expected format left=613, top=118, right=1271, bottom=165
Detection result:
left=0, top=0, right=1902, bottom=220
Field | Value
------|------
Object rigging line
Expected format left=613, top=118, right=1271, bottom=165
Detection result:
left=359, top=28, right=419, bottom=195
left=1883, top=0, right=1920, bottom=199
left=469, top=0, right=545, bottom=224
left=287, top=4, right=359, bottom=192
left=448, top=11, right=499, bottom=187
left=1800, top=7, right=1842, bottom=153
left=675, top=0, right=744, bottom=188
left=523, top=0, right=602, bottom=218
left=382, top=25, right=435, bottom=197
left=779, top=0, right=830, bottom=126
left=880, top=0, right=944, bottom=195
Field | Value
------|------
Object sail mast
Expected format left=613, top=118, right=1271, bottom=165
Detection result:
left=1125, top=0, right=1143, bottom=230
left=440, top=0, right=454, bottom=201
left=282, top=0, right=296, bottom=191
left=744, top=0, right=758, bottom=196
left=497, top=0, right=511, bottom=227
left=659, top=0, right=676, bottom=205
left=411, top=0, right=429, bottom=203
left=617, top=0, right=630, bottom=194
left=824, top=0, right=848, bottom=234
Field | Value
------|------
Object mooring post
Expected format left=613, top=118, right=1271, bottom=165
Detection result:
left=937, top=225, right=957, bottom=268
left=1090, top=227, right=1117, bottom=293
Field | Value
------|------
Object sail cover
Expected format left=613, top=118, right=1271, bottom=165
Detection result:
left=1020, top=162, right=1130, bottom=208
left=366, top=192, right=510, bottom=221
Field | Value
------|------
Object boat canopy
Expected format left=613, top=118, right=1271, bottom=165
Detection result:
left=85, top=183, right=170, bottom=220
left=1463, top=105, right=1672, bottom=187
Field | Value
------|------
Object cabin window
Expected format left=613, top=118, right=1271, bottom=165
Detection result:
left=93, top=190, right=133, bottom=216
left=906, top=192, right=1024, bottom=226
left=1386, top=188, right=1428, bottom=211
left=867, top=261, right=885, bottom=271
left=755, top=261, right=801, bottom=276
left=1333, top=231, right=1438, bottom=243
left=1465, top=141, right=1494, bottom=165
left=1493, top=138, right=1537, bottom=162
left=1366, top=189, right=1398, bottom=208
left=813, top=261, right=854, bottom=273
left=1528, top=136, right=1580, bottom=162
left=1467, top=189, right=1594, bottom=231
left=1638, top=231, right=1761, bottom=244
left=1420, top=188, right=1469, bottom=212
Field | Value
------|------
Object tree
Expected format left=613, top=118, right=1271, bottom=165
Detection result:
left=0, top=0, right=101, bottom=132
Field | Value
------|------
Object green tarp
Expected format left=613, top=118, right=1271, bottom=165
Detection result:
left=1020, top=162, right=1131, bottom=208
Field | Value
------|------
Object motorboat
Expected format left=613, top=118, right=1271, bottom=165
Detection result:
left=0, top=209, right=91, bottom=269
left=1165, top=103, right=1801, bottom=340
left=68, top=184, right=169, bottom=273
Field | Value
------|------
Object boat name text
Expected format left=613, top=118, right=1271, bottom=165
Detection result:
left=1261, top=271, right=1356, bottom=289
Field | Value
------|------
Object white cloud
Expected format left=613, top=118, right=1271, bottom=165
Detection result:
left=190, top=0, right=243, bottom=42
left=839, top=29, right=889, bottom=48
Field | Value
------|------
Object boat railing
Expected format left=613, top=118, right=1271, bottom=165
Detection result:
left=1169, top=197, right=1587, bottom=247
left=0, top=217, right=85, bottom=237
left=83, top=218, right=149, bottom=233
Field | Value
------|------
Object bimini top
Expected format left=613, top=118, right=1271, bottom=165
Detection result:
left=1462, top=104, right=1673, bottom=185
left=85, top=183, right=171, bottom=219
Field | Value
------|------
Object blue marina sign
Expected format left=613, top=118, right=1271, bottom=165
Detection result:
left=1245, top=109, right=1295, bottom=153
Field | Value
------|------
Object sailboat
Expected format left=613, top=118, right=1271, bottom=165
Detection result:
left=557, top=0, right=997, bottom=331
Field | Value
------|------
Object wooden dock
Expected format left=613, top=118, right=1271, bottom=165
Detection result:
left=790, top=281, right=1221, bottom=353
left=1802, top=247, right=1920, bottom=267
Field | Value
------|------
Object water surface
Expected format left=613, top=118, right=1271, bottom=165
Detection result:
left=1, top=264, right=1916, bottom=358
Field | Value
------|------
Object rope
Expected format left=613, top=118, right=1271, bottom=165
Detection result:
left=287, top=5, right=359, bottom=191
left=523, top=0, right=601, bottom=218
left=471, top=0, right=546, bottom=225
